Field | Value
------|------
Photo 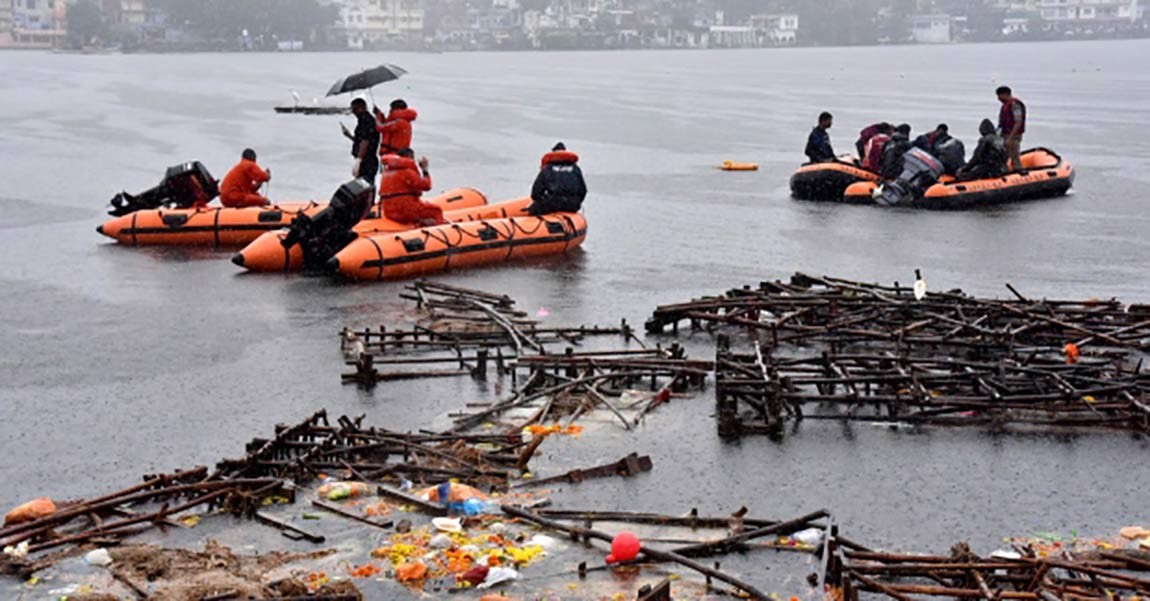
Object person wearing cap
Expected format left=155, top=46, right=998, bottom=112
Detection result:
left=340, top=98, right=380, bottom=188
left=375, top=99, right=418, bottom=158
left=378, top=148, right=443, bottom=226
left=219, top=148, right=271, bottom=208
left=528, top=142, right=586, bottom=216
left=804, top=112, right=835, bottom=164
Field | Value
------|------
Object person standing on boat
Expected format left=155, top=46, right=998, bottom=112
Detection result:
left=856, top=122, right=893, bottom=160
left=528, top=142, right=587, bottom=216
left=341, top=98, right=380, bottom=189
left=375, top=99, right=418, bottom=158
left=996, top=86, right=1026, bottom=172
left=804, top=112, right=836, bottom=164
left=379, top=148, right=444, bottom=226
left=219, top=149, right=270, bottom=208
left=957, top=119, right=1006, bottom=181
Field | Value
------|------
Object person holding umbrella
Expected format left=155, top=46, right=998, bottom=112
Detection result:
left=341, top=98, right=380, bottom=188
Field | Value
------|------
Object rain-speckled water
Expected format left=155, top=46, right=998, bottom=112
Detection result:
left=2, top=41, right=1150, bottom=582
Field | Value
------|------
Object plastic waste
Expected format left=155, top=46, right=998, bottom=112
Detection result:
left=477, top=566, right=519, bottom=589
left=529, top=534, right=558, bottom=549
left=460, top=564, right=489, bottom=586
left=1122, top=526, right=1150, bottom=540
left=606, top=532, right=641, bottom=563
left=429, top=533, right=454, bottom=549
left=792, top=528, right=824, bottom=546
left=913, top=269, right=926, bottom=301
left=3, top=541, right=29, bottom=559
left=990, top=549, right=1022, bottom=560
left=432, top=517, right=464, bottom=533
left=462, top=497, right=498, bottom=516
left=4, top=497, right=57, bottom=526
left=84, top=548, right=113, bottom=567
left=317, top=481, right=370, bottom=501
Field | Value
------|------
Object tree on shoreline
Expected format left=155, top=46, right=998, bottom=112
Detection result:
left=66, top=0, right=108, bottom=48
left=152, top=0, right=338, bottom=42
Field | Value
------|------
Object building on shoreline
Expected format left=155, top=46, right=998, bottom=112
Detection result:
left=328, top=0, right=426, bottom=49
left=909, top=13, right=953, bottom=43
left=9, top=0, right=67, bottom=48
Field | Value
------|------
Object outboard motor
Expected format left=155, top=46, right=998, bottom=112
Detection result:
left=107, top=161, right=219, bottom=216
left=934, top=137, right=966, bottom=176
left=875, top=147, right=944, bottom=207
left=282, top=178, right=373, bottom=273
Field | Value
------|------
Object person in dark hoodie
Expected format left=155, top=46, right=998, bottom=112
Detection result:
left=879, top=123, right=913, bottom=179
left=528, top=142, right=586, bottom=216
left=957, top=119, right=1006, bottom=181
left=804, top=112, right=835, bottom=163
left=375, top=99, right=418, bottom=158
left=913, top=124, right=950, bottom=154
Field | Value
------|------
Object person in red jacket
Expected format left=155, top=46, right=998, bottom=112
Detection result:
left=379, top=148, right=443, bottom=226
left=996, top=85, right=1027, bottom=172
left=375, top=99, right=418, bottom=158
left=219, top=149, right=270, bottom=208
left=862, top=132, right=891, bottom=172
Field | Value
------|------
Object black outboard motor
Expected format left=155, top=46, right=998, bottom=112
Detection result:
left=934, top=137, right=966, bottom=176
left=107, top=161, right=219, bottom=216
left=876, top=147, right=944, bottom=207
left=282, top=178, right=373, bottom=273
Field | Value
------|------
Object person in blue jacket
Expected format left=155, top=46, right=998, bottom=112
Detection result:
left=804, top=112, right=835, bottom=163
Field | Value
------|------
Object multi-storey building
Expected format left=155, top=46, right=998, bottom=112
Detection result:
left=1038, top=0, right=1140, bottom=22
left=331, top=0, right=425, bottom=49
left=11, top=0, right=66, bottom=47
left=749, top=13, right=799, bottom=44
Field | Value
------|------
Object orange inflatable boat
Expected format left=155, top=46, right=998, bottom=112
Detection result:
left=233, top=196, right=535, bottom=273
left=790, top=160, right=880, bottom=200
left=329, top=213, right=587, bottom=282
left=97, top=188, right=487, bottom=247
left=842, top=148, right=1074, bottom=209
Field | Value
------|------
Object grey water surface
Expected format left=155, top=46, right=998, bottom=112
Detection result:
left=1, top=41, right=1149, bottom=564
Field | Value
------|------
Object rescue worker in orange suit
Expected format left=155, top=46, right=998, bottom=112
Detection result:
left=528, top=142, right=587, bottom=216
left=996, top=85, right=1027, bottom=172
left=219, top=148, right=270, bottom=208
left=374, top=99, right=418, bottom=158
left=379, top=148, right=443, bottom=226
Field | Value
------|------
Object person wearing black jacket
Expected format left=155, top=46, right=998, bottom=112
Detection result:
left=879, top=123, right=913, bottom=179
left=528, top=142, right=586, bottom=216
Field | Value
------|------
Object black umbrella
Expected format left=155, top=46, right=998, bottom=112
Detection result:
left=326, top=64, right=408, bottom=97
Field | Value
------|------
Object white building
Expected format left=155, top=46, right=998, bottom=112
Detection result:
left=708, top=24, right=754, bottom=48
left=0, top=1, right=13, bottom=46
left=11, top=0, right=67, bottom=47
left=749, top=13, right=799, bottom=45
left=1039, top=0, right=1140, bottom=22
left=331, top=0, right=425, bottom=49
left=909, top=14, right=952, bottom=43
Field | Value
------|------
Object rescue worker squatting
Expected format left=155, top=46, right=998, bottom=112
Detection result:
left=219, top=148, right=270, bottom=208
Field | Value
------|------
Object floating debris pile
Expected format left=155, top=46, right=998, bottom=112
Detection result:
left=644, top=273, right=1150, bottom=437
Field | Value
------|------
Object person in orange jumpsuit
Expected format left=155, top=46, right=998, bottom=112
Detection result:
left=379, top=148, right=443, bottom=226
left=219, top=149, right=270, bottom=208
left=374, top=99, right=418, bottom=158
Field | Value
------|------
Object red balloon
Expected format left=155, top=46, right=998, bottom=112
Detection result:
left=606, top=531, right=641, bottom=563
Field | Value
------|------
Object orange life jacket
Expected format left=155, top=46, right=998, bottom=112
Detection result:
left=377, top=108, right=418, bottom=156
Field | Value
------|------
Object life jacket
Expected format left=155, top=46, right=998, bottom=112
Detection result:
left=541, top=150, right=580, bottom=169
left=999, top=98, right=1026, bottom=135
left=533, top=151, right=586, bottom=213
left=378, top=155, right=431, bottom=205
left=863, top=134, right=890, bottom=172
left=377, top=108, right=418, bottom=155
